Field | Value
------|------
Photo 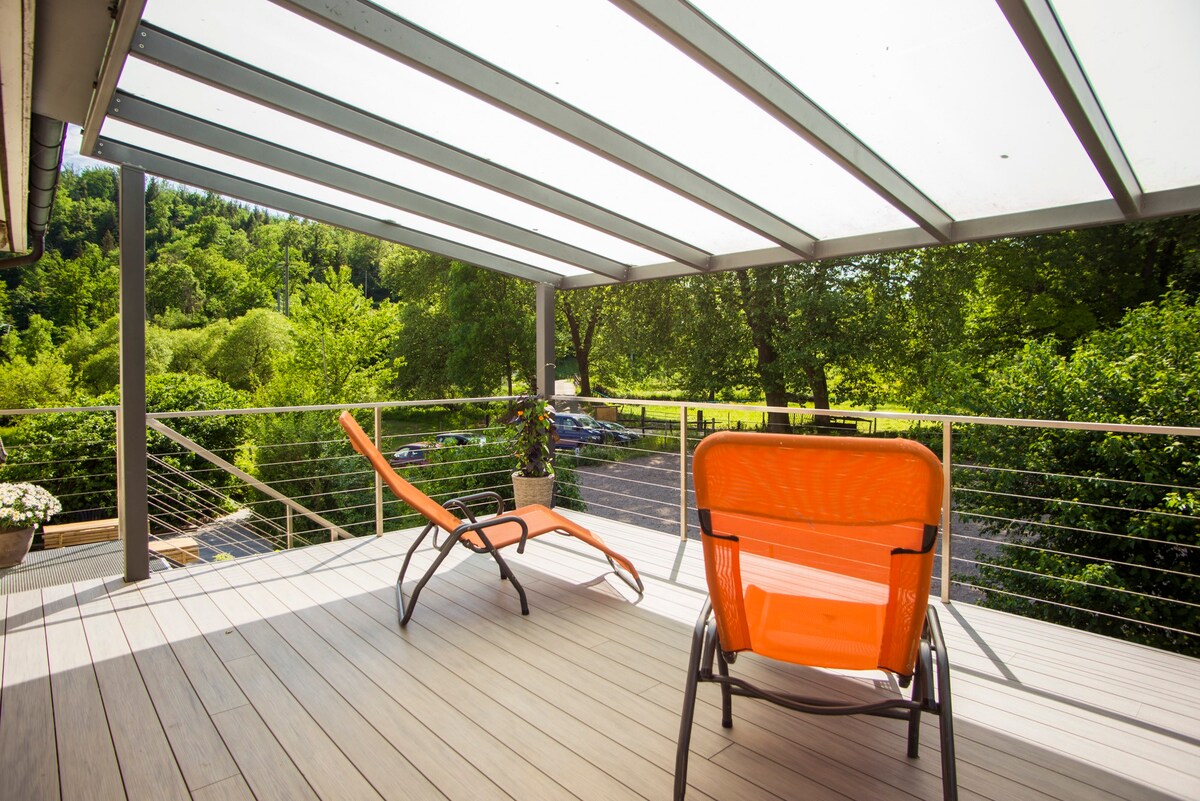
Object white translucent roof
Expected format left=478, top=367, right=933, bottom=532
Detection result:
left=87, top=0, right=1200, bottom=287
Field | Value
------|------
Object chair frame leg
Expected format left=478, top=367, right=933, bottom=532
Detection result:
left=397, top=522, right=457, bottom=626
left=490, top=547, right=529, bottom=614
left=675, top=600, right=712, bottom=801
left=926, top=606, right=958, bottom=801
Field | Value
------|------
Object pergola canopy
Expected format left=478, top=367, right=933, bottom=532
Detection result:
left=57, top=0, right=1200, bottom=287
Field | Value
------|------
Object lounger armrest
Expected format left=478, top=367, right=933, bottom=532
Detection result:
left=463, top=515, right=532, bottom=553
left=445, top=491, right=505, bottom=522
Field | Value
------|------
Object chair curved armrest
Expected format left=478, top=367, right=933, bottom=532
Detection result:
left=444, top=491, right=505, bottom=523
left=460, top=514, right=531, bottom=553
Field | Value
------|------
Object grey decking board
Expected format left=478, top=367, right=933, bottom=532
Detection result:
left=156, top=570, right=255, bottom=665
left=279, top=532, right=782, bottom=801
left=190, top=774, right=256, bottom=801
left=0, top=589, right=59, bottom=801
left=1, top=514, right=1197, bottom=801
left=326, top=534, right=945, bottom=801
left=241, top=543, right=641, bottom=801
left=222, top=654, right=386, bottom=801
left=198, top=564, right=456, bottom=801
left=211, top=701, right=320, bottom=801
left=352, top=520, right=1180, bottom=801
left=72, top=577, right=192, bottom=801
left=133, top=577, right=248, bottom=717
left=41, top=583, right=125, bottom=801
left=104, top=579, right=241, bottom=792
left=187, top=557, right=523, bottom=801
left=165, top=568, right=425, bottom=801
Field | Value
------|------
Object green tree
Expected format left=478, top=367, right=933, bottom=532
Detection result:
left=0, top=353, right=75, bottom=409
left=558, top=287, right=609, bottom=397
left=2, top=374, right=249, bottom=520
left=208, top=309, right=293, bottom=390
left=269, top=266, right=399, bottom=404
left=957, top=292, right=1200, bottom=654
left=446, top=263, right=534, bottom=395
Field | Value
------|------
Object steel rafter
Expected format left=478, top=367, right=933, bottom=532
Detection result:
left=131, top=24, right=711, bottom=271
left=613, top=0, right=954, bottom=242
left=95, top=137, right=568, bottom=285
left=997, top=0, right=1142, bottom=217
left=272, top=0, right=816, bottom=258
left=109, top=92, right=628, bottom=279
left=561, top=184, right=1200, bottom=288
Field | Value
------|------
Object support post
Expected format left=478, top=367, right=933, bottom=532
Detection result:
left=680, top=404, right=688, bottom=540
left=941, top=421, right=953, bottom=603
left=118, top=166, right=150, bottom=581
left=374, top=405, right=384, bottom=537
left=535, top=284, right=555, bottom=398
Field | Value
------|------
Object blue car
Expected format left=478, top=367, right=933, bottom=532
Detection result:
left=552, top=413, right=605, bottom=452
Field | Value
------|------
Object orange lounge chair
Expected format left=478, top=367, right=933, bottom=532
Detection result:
left=339, top=411, right=643, bottom=625
left=677, top=431, right=956, bottom=800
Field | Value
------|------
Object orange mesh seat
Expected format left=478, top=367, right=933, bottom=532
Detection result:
left=339, top=411, right=642, bottom=625
left=675, top=431, right=957, bottom=801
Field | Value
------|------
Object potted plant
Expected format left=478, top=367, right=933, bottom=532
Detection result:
left=0, top=482, right=62, bottom=567
left=507, top=396, right=557, bottom=509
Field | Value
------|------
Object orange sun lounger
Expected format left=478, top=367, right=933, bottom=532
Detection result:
left=339, top=411, right=642, bottom=625
left=676, top=431, right=957, bottom=801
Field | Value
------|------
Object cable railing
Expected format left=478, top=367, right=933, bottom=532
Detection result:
left=0, top=395, right=1194, bottom=655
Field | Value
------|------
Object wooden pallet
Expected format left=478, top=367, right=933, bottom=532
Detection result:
left=41, top=518, right=120, bottom=549
left=148, top=537, right=200, bottom=565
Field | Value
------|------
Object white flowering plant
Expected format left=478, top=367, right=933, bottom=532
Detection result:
left=0, top=483, right=62, bottom=529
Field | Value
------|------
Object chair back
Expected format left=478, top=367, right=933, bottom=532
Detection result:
left=339, top=411, right=461, bottom=533
left=692, top=431, right=943, bottom=675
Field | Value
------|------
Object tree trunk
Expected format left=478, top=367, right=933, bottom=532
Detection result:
left=736, top=269, right=791, bottom=432
left=805, top=365, right=830, bottom=410
left=576, top=348, right=591, bottom=397
left=560, top=290, right=603, bottom=399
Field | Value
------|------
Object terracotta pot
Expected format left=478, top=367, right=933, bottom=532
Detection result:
left=511, top=473, right=555, bottom=509
left=0, top=526, right=36, bottom=568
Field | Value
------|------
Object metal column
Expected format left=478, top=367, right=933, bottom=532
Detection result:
left=535, top=284, right=555, bottom=398
left=118, top=166, right=150, bottom=582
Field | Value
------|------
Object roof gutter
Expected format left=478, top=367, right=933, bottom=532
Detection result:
left=0, top=114, right=66, bottom=269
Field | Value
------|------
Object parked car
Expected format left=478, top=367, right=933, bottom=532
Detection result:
left=389, top=442, right=435, bottom=467
left=552, top=413, right=606, bottom=451
left=434, top=432, right=473, bottom=447
left=597, top=420, right=641, bottom=443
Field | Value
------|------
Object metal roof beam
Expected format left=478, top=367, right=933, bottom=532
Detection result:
left=132, top=23, right=710, bottom=272
left=997, top=0, right=1142, bottom=217
left=274, top=0, right=815, bottom=259
left=109, top=92, right=628, bottom=280
left=614, top=0, right=954, bottom=242
left=94, top=137, right=565, bottom=286
left=81, top=0, right=147, bottom=156
left=562, top=184, right=1200, bottom=289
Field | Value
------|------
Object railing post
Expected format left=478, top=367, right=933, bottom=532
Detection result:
left=286, top=507, right=293, bottom=550
left=680, top=404, right=688, bottom=540
left=374, top=404, right=384, bottom=537
left=941, top=420, right=953, bottom=603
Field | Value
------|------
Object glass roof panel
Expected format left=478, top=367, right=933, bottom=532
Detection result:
left=1052, top=0, right=1200, bottom=193
left=141, top=0, right=774, bottom=256
left=691, top=0, right=1111, bottom=220
left=99, top=118, right=589, bottom=277
left=117, top=58, right=662, bottom=267
left=381, top=0, right=914, bottom=239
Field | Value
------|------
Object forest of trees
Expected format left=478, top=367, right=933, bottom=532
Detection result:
left=1, top=166, right=1197, bottom=652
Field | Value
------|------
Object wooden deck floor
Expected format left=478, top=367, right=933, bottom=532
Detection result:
left=1, top=511, right=1197, bottom=801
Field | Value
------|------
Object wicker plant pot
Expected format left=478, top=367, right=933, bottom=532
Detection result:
left=511, top=473, right=555, bottom=509
left=0, top=526, right=36, bottom=568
